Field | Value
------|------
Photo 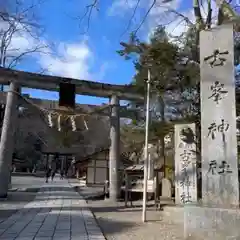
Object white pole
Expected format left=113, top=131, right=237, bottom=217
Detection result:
left=142, top=69, right=151, bottom=222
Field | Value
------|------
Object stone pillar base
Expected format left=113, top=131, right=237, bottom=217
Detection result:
left=0, top=193, right=7, bottom=199
left=184, top=206, right=240, bottom=240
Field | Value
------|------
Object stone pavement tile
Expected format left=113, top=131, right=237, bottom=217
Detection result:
left=22, top=226, right=41, bottom=233
left=71, top=228, right=87, bottom=234
left=71, top=223, right=86, bottom=228
left=34, top=237, right=53, bottom=240
left=88, top=237, right=106, bottom=240
left=18, top=232, right=36, bottom=238
left=71, top=231, right=88, bottom=237
left=88, top=232, right=105, bottom=237
left=87, top=231, right=104, bottom=237
left=52, top=238, right=70, bottom=240
left=71, top=238, right=88, bottom=240
left=31, top=218, right=45, bottom=224
left=10, top=222, right=30, bottom=230
left=6, top=220, right=31, bottom=233
left=53, top=232, right=70, bottom=239
left=15, top=237, right=35, bottom=240
left=0, top=179, right=105, bottom=240
left=3, top=229, right=22, bottom=235
left=55, top=225, right=71, bottom=230
left=1, top=232, right=19, bottom=238
left=0, top=228, right=6, bottom=235
left=40, top=221, right=57, bottom=227
left=0, top=223, right=12, bottom=231
left=39, top=225, right=56, bottom=231
left=0, top=218, right=16, bottom=225
left=0, top=238, right=16, bottom=240
left=35, top=230, right=54, bottom=237
left=44, top=217, right=58, bottom=223
left=54, top=228, right=70, bottom=233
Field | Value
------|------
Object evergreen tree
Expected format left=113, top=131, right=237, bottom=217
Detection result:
left=118, top=26, right=198, bottom=174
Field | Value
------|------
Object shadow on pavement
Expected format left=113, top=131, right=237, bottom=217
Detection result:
left=0, top=191, right=37, bottom=221
left=93, top=215, right=136, bottom=236
left=88, top=204, right=144, bottom=213
left=0, top=206, right=136, bottom=237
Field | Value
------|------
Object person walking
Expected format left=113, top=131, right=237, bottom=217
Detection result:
left=60, top=169, right=64, bottom=179
left=51, top=158, right=57, bottom=182
left=51, top=169, right=56, bottom=181
left=45, top=165, right=51, bottom=183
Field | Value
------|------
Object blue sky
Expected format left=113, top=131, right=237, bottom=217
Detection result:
left=6, top=0, right=196, bottom=105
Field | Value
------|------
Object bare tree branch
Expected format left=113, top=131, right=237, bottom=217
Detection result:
left=132, top=0, right=156, bottom=36
left=121, top=0, right=141, bottom=37
left=76, top=0, right=99, bottom=34
left=7, top=45, right=48, bottom=68
left=0, top=0, right=48, bottom=70
left=76, top=0, right=192, bottom=39
left=163, top=7, right=194, bottom=26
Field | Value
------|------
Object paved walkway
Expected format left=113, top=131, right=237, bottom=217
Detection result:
left=0, top=179, right=105, bottom=240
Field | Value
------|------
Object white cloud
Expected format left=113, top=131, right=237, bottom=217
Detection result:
left=38, top=41, right=93, bottom=79
left=0, top=19, right=109, bottom=81
left=96, top=61, right=112, bottom=81
left=107, top=0, right=140, bottom=16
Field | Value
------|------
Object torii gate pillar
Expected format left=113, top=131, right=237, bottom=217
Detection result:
left=0, top=81, right=19, bottom=198
left=109, top=95, right=120, bottom=201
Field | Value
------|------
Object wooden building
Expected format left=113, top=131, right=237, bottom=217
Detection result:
left=75, top=148, right=131, bottom=186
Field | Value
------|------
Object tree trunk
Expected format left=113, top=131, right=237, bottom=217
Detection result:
left=193, top=0, right=204, bottom=30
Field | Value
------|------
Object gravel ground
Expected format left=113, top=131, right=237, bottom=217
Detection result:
left=87, top=200, right=184, bottom=240
left=69, top=179, right=185, bottom=240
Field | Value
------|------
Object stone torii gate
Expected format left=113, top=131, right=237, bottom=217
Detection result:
left=0, top=67, right=143, bottom=200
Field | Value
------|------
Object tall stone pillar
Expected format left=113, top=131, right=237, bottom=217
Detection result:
left=200, top=24, right=238, bottom=208
left=0, top=81, right=19, bottom=198
left=109, top=95, right=120, bottom=201
left=184, top=24, right=240, bottom=240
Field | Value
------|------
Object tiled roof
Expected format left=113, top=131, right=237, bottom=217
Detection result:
left=125, top=164, right=162, bottom=171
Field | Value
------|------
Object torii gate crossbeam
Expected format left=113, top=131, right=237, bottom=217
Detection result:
left=0, top=67, right=143, bottom=101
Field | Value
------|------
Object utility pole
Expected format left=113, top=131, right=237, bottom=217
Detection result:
left=142, top=69, right=151, bottom=222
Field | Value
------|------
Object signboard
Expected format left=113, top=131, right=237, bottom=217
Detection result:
left=175, top=123, right=197, bottom=204
left=147, top=179, right=155, bottom=192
